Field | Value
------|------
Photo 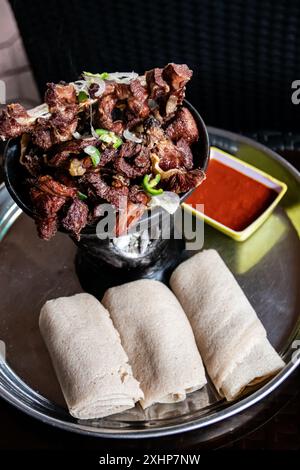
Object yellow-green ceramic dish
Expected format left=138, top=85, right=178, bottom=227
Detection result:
left=182, top=146, right=288, bottom=242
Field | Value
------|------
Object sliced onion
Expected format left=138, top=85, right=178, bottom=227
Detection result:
left=123, top=128, right=142, bottom=143
left=108, top=72, right=138, bottom=84
left=149, top=191, right=180, bottom=214
left=27, top=103, right=50, bottom=119
left=72, top=131, right=82, bottom=139
left=79, top=74, right=106, bottom=98
left=93, top=79, right=106, bottom=97
left=72, top=80, right=88, bottom=93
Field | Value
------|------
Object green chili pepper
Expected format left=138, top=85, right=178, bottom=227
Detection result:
left=84, top=145, right=101, bottom=166
left=113, top=137, right=123, bottom=149
left=142, top=174, right=164, bottom=195
left=95, top=128, right=109, bottom=136
left=95, top=129, right=123, bottom=148
left=78, top=191, right=88, bottom=201
left=78, top=91, right=89, bottom=103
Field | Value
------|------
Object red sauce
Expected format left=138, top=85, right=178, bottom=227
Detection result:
left=185, top=159, right=277, bottom=231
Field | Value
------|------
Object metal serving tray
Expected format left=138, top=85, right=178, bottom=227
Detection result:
left=0, top=128, right=299, bottom=439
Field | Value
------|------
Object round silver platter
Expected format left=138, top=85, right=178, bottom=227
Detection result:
left=0, top=128, right=299, bottom=439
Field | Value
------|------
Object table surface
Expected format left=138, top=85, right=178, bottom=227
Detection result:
left=0, top=146, right=299, bottom=451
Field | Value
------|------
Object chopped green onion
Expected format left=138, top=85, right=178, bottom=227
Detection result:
left=78, top=90, right=89, bottom=103
left=142, top=174, right=164, bottom=196
left=99, top=72, right=109, bottom=79
left=95, top=129, right=123, bottom=148
left=78, top=191, right=88, bottom=201
left=84, top=145, right=101, bottom=166
left=83, top=71, right=109, bottom=80
left=113, top=137, right=123, bottom=149
left=95, top=128, right=109, bottom=136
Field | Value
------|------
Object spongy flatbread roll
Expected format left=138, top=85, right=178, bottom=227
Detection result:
left=39, top=293, right=143, bottom=419
left=102, top=279, right=207, bottom=409
left=170, top=249, right=285, bottom=401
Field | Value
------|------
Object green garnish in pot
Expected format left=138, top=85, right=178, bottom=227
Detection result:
left=99, top=72, right=109, bottom=79
left=95, top=128, right=109, bottom=136
left=78, top=191, right=88, bottom=201
left=84, top=145, right=101, bottom=166
left=78, top=90, right=89, bottom=103
left=83, top=71, right=109, bottom=80
left=142, top=174, right=164, bottom=195
left=95, top=129, right=123, bottom=148
left=113, top=137, right=123, bottom=149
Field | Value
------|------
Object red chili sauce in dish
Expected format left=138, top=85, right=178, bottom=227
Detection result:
left=185, top=159, right=277, bottom=231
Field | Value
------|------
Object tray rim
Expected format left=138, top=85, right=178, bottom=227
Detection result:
left=0, top=127, right=299, bottom=439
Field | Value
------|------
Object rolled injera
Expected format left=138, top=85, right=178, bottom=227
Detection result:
left=102, top=279, right=207, bottom=408
left=170, top=249, right=285, bottom=401
left=39, top=293, right=143, bottom=419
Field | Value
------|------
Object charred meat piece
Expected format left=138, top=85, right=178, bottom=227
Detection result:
left=146, top=68, right=170, bottom=101
left=30, top=187, right=66, bottom=241
left=166, top=107, right=199, bottom=144
left=162, top=63, right=192, bottom=112
left=119, top=141, right=142, bottom=158
left=97, top=94, right=124, bottom=135
left=167, top=168, right=205, bottom=193
left=45, top=82, right=77, bottom=109
left=33, top=175, right=77, bottom=198
left=31, top=121, right=53, bottom=149
left=48, top=137, right=98, bottom=167
left=145, top=63, right=192, bottom=117
left=134, top=146, right=150, bottom=169
left=30, top=187, right=66, bottom=218
left=155, top=138, right=185, bottom=171
left=176, top=138, right=194, bottom=170
left=100, top=148, right=118, bottom=167
left=61, top=198, right=89, bottom=240
left=163, top=63, right=192, bottom=93
left=128, top=185, right=150, bottom=205
left=114, top=152, right=150, bottom=178
left=0, top=104, right=34, bottom=139
left=36, top=216, right=58, bottom=241
left=80, top=172, right=129, bottom=209
left=126, top=79, right=150, bottom=123
left=45, top=83, right=78, bottom=145
left=31, top=83, right=79, bottom=150
left=145, top=118, right=185, bottom=171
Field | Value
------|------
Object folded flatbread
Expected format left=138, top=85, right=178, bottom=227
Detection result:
left=39, top=293, right=143, bottom=419
left=102, top=279, right=207, bottom=408
left=170, top=249, right=285, bottom=401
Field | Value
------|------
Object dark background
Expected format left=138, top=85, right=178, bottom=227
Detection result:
left=8, top=0, right=300, bottom=133
left=1, top=0, right=300, bottom=451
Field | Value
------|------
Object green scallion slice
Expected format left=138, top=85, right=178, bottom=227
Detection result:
left=84, top=145, right=101, bottom=166
left=78, top=191, right=88, bottom=201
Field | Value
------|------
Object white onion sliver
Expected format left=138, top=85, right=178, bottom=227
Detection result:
left=123, top=128, right=142, bottom=143
left=108, top=71, right=138, bottom=84
left=72, top=131, right=82, bottom=139
left=94, top=79, right=106, bottom=97
left=149, top=192, right=180, bottom=214
left=71, top=80, right=89, bottom=95
left=27, top=103, right=50, bottom=119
